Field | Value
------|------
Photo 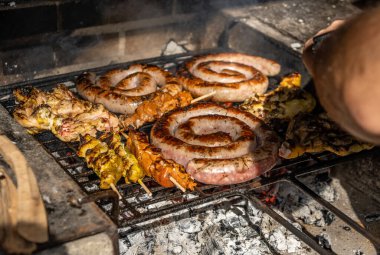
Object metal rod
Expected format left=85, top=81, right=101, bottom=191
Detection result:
left=292, top=148, right=378, bottom=177
left=288, top=176, right=380, bottom=250
left=119, top=190, right=244, bottom=227
left=79, top=190, right=120, bottom=225
left=242, top=193, right=336, bottom=255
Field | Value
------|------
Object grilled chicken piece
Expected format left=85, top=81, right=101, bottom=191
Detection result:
left=240, top=73, right=316, bottom=123
left=279, top=113, right=375, bottom=159
left=13, top=85, right=119, bottom=142
left=120, top=83, right=193, bottom=129
left=125, top=130, right=196, bottom=190
left=14, top=104, right=56, bottom=134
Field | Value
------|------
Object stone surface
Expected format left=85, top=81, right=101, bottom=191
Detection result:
left=213, top=0, right=359, bottom=43
left=35, top=233, right=115, bottom=255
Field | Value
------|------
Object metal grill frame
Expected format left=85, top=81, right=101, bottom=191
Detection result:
left=1, top=50, right=379, bottom=255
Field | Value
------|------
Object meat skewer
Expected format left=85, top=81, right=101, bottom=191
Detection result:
left=100, top=133, right=152, bottom=196
left=78, top=135, right=125, bottom=190
left=122, top=130, right=196, bottom=191
left=120, top=82, right=193, bottom=129
left=120, top=87, right=217, bottom=130
left=77, top=134, right=151, bottom=196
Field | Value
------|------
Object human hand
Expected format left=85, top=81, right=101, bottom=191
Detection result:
left=302, top=20, right=346, bottom=75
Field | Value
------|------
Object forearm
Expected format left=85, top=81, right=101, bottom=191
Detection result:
left=302, top=7, right=380, bottom=144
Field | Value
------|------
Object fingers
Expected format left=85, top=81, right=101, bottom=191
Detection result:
left=302, top=19, right=346, bottom=75
left=304, top=20, right=346, bottom=51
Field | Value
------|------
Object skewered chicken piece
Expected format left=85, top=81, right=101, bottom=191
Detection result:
left=77, top=134, right=123, bottom=189
left=100, top=133, right=145, bottom=184
left=120, top=83, right=193, bottom=129
left=78, top=134, right=147, bottom=195
left=13, top=85, right=119, bottom=142
left=124, top=130, right=196, bottom=191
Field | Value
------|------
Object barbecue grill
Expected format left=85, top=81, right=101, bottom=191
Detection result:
left=1, top=1, right=379, bottom=254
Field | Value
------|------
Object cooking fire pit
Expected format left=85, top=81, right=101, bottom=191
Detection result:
left=0, top=1, right=379, bottom=254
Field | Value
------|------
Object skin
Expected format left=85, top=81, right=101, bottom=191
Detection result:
left=302, top=7, right=380, bottom=144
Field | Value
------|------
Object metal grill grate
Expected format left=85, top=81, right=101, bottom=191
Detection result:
left=1, top=51, right=379, bottom=254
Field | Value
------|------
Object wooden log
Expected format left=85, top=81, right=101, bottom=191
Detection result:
left=0, top=135, right=48, bottom=243
left=0, top=168, right=36, bottom=253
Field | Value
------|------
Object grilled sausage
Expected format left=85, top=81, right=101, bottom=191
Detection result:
left=76, top=64, right=177, bottom=115
left=150, top=102, right=279, bottom=185
left=178, top=53, right=281, bottom=102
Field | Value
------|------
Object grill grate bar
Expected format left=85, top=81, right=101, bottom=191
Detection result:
left=1, top=50, right=378, bottom=255
left=73, top=170, right=96, bottom=178
left=118, top=188, right=248, bottom=227
left=289, top=176, right=380, bottom=249
left=243, top=193, right=336, bottom=255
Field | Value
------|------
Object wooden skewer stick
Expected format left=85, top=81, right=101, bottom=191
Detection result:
left=169, top=175, right=186, bottom=193
left=191, top=91, right=216, bottom=104
left=138, top=179, right=152, bottom=197
left=110, top=183, right=122, bottom=200
left=121, top=132, right=128, bottom=139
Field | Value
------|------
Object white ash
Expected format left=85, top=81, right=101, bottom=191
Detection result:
left=115, top=171, right=338, bottom=254
left=60, top=81, right=75, bottom=87
left=276, top=172, right=338, bottom=227
left=353, top=249, right=364, bottom=255
left=135, top=192, right=154, bottom=202
left=0, top=94, right=12, bottom=101
left=162, top=40, right=187, bottom=56
left=42, top=194, right=52, bottom=204
left=119, top=199, right=310, bottom=255
left=163, top=62, right=176, bottom=69
left=84, top=183, right=98, bottom=192
left=145, top=200, right=176, bottom=211
left=260, top=211, right=304, bottom=254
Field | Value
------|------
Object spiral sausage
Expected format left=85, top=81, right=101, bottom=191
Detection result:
left=76, top=64, right=177, bottom=115
left=178, top=53, right=281, bottom=102
left=150, top=102, right=279, bottom=185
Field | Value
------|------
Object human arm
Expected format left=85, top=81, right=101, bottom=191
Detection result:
left=302, top=7, right=380, bottom=144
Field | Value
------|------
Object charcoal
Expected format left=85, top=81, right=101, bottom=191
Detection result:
left=316, top=233, right=331, bottom=250
left=364, top=213, right=380, bottom=223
